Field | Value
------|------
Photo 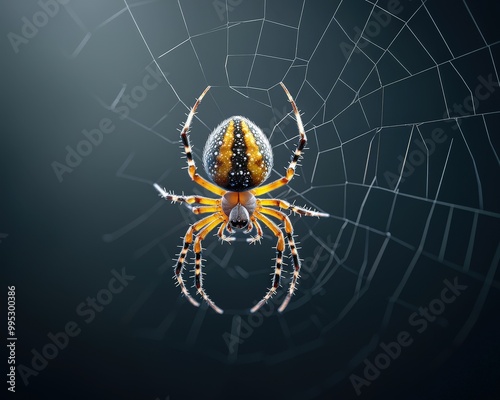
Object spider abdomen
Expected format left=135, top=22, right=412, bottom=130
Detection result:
left=203, top=116, right=273, bottom=191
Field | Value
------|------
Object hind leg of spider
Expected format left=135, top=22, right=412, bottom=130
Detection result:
left=174, top=213, right=222, bottom=308
left=193, top=215, right=226, bottom=314
left=250, top=211, right=285, bottom=313
left=180, top=87, right=226, bottom=196
left=258, top=207, right=303, bottom=312
left=252, top=82, right=306, bottom=196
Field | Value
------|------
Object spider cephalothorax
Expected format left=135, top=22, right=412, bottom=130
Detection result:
left=222, top=192, right=256, bottom=230
left=154, top=83, right=329, bottom=314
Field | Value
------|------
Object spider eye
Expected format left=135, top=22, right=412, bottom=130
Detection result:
left=229, top=204, right=249, bottom=230
left=230, top=219, right=248, bottom=229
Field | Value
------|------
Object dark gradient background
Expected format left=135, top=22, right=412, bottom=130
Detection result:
left=1, top=1, right=500, bottom=399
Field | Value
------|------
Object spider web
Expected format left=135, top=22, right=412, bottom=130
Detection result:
left=64, top=0, right=500, bottom=397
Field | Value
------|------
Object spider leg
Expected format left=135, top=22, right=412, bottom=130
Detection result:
left=216, top=222, right=235, bottom=243
left=154, top=184, right=221, bottom=206
left=250, top=211, right=285, bottom=313
left=190, top=206, right=220, bottom=215
left=174, top=213, right=221, bottom=308
left=258, top=207, right=303, bottom=313
left=180, top=87, right=226, bottom=196
left=258, top=198, right=329, bottom=218
left=252, top=82, right=306, bottom=196
left=247, top=216, right=264, bottom=244
left=193, top=216, right=226, bottom=314
left=245, top=219, right=254, bottom=234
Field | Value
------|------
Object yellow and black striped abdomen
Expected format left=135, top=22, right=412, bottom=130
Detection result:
left=203, top=116, right=273, bottom=192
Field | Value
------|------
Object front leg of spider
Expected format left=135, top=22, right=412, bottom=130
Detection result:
left=154, top=82, right=329, bottom=314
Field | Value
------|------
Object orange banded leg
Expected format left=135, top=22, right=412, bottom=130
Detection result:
left=250, top=211, right=285, bottom=313
left=154, top=184, right=220, bottom=206
left=259, top=207, right=302, bottom=312
left=174, top=213, right=221, bottom=308
left=257, top=198, right=329, bottom=218
left=217, top=221, right=234, bottom=243
left=180, top=87, right=226, bottom=196
left=252, top=82, right=306, bottom=196
left=193, top=216, right=225, bottom=314
left=247, top=216, right=264, bottom=244
left=190, top=206, right=220, bottom=215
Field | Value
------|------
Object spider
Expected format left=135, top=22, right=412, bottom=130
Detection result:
left=154, top=82, right=329, bottom=314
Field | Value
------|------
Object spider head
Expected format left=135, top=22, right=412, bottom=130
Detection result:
left=228, top=204, right=250, bottom=230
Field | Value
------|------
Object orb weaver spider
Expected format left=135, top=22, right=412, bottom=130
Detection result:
left=154, top=82, right=329, bottom=314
